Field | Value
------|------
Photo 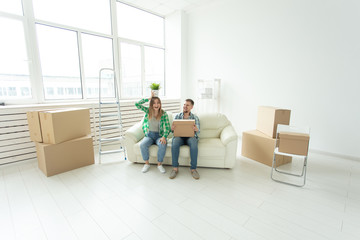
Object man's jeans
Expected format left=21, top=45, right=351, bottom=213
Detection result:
left=171, top=137, right=198, bottom=169
left=140, top=131, right=167, bottom=162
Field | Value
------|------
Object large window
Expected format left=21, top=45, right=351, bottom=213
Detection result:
left=0, top=0, right=23, bottom=15
left=117, top=2, right=165, bottom=98
left=117, top=2, right=164, bottom=46
left=119, top=43, right=165, bottom=99
left=120, top=43, right=142, bottom=98
left=144, top=46, right=165, bottom=96
left=82, top=34, right=114, bottom=98
left=0, top=17, right=32, bottom=99
left=32, top=0, right=111, bottom=34
left=36, top=25, right=82, bottom=100
left=0, top=0, right=166, bottom=103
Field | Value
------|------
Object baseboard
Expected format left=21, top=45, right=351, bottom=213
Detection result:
left=238, top=137, right=359, bottom=162
left=309, top=149, right=360, bottom=162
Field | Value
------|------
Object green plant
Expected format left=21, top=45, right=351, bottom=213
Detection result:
left=149, top=83, right=161, bottom=90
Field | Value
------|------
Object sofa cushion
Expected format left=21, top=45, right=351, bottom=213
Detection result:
left=197, top=113, right=230, bottom=138
left=198, top=138, right=226, bottom=157
left=133, top=137, right=226, bottom=159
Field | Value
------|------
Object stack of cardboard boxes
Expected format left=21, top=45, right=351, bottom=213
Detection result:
left=27, top=108, right=94, bottom=177
left=241, top=106, right=292, bottom=167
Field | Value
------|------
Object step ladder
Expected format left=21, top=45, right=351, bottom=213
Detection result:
left=98, top=68, right=126, bottom=164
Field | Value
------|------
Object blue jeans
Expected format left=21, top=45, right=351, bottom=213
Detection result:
left=140, top=131, right=167, bottom=162
left=171, top=137, right=198, bottom=170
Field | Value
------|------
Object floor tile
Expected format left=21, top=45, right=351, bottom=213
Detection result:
left=153, top=213, right=202, bottom=240
left=1, top=150, right=359, bottom=239
left=66, top=210, right=109, bottom=240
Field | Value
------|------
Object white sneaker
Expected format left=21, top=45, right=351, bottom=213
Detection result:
left=142, top=164, right=151, bottom=173
left=157, top=165, right=166, bottom=174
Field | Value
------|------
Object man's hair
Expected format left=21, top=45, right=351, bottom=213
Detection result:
left=185, top=99, right=194, bottom=106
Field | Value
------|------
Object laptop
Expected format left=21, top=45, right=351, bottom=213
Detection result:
left=173, top=119, right=195, bottom=137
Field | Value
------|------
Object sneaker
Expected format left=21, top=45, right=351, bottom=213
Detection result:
left=142, top=164, right=151, bottom=173
left=157, top=165, right=166, bottom=174
left=191, top=169, right=200, bottom=180
left=169, top=170, right=178, bottom=179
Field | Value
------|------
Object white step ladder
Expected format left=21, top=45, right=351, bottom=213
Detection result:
left=98, top=68, right=126, bottom=164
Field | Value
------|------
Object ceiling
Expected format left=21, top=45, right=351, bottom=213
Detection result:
left=120, top=0, right=215, bottom=16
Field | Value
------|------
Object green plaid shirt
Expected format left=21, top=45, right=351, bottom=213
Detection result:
left=135, top=98, right=171, bottom=138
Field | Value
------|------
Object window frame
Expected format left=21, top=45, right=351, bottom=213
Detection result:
left=0, top=6, right=38, bottom=104
left=116, top=2, right=165, bottom=99
left=0, top=0, right=166, bottom=105
left=118, top=38, right=165, bottom=99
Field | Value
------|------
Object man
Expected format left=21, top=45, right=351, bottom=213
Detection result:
left=169, top=99, right=200, bottom=179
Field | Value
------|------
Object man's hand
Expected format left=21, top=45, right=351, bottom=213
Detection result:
left=171, top=123, right=176, bottom=131
left=193, top=124, right=198, bottom=132
left=159, top=136, right=166, bottom=144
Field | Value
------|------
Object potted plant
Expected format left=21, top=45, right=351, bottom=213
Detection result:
left=149, top=83, right=161, bottom=97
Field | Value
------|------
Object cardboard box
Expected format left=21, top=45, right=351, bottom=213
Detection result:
left=27, top=108, right=91, bottom=144
left=173, top=120, right=195, bottom=137
left=278, top=132, right=310, bottom=155
left=27, top=111, right=43, bottom=142
left=36, top=135, right=94, bottom=177
left=241, top=130, right=292, bottom=167
left=256, top=106, right=291, bottom=138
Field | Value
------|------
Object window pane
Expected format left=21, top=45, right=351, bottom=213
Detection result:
left=117, top=3, right=164, bottom=46
left=0, top=17, right=31, bottom=99
left=120, top=43, right=141, bottom=98
left=82, top=34, right=114, bottom=99
left=36, top=24, right=82, bottom=100
left=144, top=46, right=164, bottom=96
left=0, top=0, right=23, bottom=15
left=33, top=0, right=111, bottom=34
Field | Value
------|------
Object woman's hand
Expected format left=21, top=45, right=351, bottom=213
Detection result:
left=159, top=136, right=167, bottom=144
left=149, top=90, right=154, bottom=101
left=149, top=90, right=155, bottom=101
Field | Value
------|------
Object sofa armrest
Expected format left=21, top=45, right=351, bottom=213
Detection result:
left=220, top=125, right=238, bottom=145
left=125, top=122, right=144, bottom=143
left=221, top=125, right=238, bottom=168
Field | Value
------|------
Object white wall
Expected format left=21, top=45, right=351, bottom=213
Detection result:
left=185, top=0, right=360, bottom=158
left=165, top=11, right=187, bottom=101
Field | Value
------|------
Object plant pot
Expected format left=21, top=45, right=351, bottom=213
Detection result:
left=151, top=90, right=159, bottom=97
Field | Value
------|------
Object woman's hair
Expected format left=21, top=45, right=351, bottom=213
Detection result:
left=148, top=97, right=163, bottom=120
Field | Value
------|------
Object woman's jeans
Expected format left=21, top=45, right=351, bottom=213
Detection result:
left=140, top=131, right=167, bottom=162
left=171, top=137, right=198, bottom=170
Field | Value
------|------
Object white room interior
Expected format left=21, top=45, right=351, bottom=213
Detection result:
left=1, top=0, right=360, bottom=239
left=182, top=0, right=360, bottom=159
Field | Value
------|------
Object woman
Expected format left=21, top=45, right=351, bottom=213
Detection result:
left=135, top=93, right=171, bottom=173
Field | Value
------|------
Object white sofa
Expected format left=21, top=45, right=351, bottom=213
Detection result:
left=124, top=113, right=238, bottom=168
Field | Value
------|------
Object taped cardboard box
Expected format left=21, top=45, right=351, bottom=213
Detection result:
left=36, top=135, right=94, bottom=177
left=173, top=119, right=195, bottom=137
left=279, top=132, right=310, bottom=156
left=256, top=106, right=291, bottom=138
left=241, top=130, right=292, bottom=167
left=27, top=108, right=91, bottom=144
left=26, top=111, right=43, bottom=142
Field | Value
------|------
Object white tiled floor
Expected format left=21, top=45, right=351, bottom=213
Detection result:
left=1, top=149, right=359, bottom=240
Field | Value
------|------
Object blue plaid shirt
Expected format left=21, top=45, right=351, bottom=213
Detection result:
left=174, top=112, right=200, bottom=138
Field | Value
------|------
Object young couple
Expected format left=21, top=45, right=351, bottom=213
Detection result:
left=135, top=94, right=200, bottom=179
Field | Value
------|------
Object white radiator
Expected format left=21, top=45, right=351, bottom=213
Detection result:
left=0, top=99, right=181, bottom=165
